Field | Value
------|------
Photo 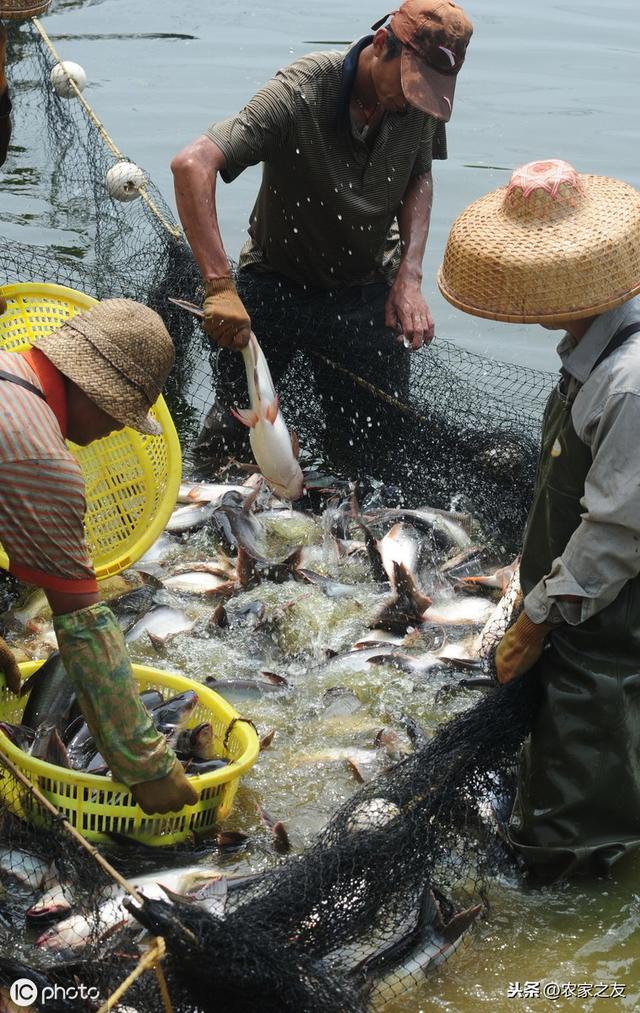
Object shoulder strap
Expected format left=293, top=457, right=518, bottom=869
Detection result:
left=591, top=320, right=640, bottom=374
left=0, top=369, right=47, bottom=400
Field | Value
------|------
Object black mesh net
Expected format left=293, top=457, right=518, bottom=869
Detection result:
left=0, top=14, right=555, bottom=1013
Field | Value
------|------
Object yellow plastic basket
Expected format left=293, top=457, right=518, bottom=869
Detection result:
left=0, top=282, right=182, bottom=580
left=0, top=663, right=259, bottom=847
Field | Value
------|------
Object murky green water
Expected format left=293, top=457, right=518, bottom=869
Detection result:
left=3, top=0, right=640, bottom=1008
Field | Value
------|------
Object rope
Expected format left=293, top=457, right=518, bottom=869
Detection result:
left=0, top=748, right=176, bottom=1011
left=96, top=938, right=173, bottom=1013
left=31, top=18, right=184, bottom=240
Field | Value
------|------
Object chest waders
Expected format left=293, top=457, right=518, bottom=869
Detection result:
left=509, top=322, right=640, bottom=881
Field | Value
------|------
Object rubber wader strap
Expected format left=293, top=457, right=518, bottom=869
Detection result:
left=0, top=369, right=47, bottom=400
left=591, top=321, right=640, bottom=374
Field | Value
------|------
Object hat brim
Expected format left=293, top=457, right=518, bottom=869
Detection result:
left=400, top=47, right=456, bottom=122
left=35, top=326, right=163, bottom=438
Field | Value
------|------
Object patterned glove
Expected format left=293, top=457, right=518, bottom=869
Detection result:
left=495, top=611, right=555, bottom=685
left=203, top=277, right=251, bottom=350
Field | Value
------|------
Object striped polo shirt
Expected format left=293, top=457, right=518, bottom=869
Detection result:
left=206, top=39, right=447, bottom=289
left=0, top=348, right=97, bottom=594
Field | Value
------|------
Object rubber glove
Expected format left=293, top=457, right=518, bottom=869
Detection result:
left=0, top=635, right=21, bottom=693
left=54, top=603, right=198, bottom=812
left=203, top=277, right=251, bottom=350
left=495, top=610, right=555, bottom=685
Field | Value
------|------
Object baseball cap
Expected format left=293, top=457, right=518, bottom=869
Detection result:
left=372, top=0, right=473, bottom=121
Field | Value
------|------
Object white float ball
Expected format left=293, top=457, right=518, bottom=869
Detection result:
left=50, top=61, right=87, bottom=99
left=106, top=162, right=146, bottom=202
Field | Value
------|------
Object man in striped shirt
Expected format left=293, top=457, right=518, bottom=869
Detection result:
left=172, top=0, right=472, bottom=467
left=0, top=299, right=198, bottom=816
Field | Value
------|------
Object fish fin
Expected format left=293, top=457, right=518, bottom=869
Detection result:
left=290, top=429, right=300, bottom=458
left=272, top=820, right=290, bottom=854
left=159, top=884, right=195, bottom=904
left=259, top=728, right=276, bottom=750
left=395, top=562, right=433, bottom=613
left=204, top=580, right=237, bottom=598
left=217, top=830, right=249, bottom=848
left=346, top=758, right=366, bottom=783
left=284, top=545, right=304, bottom=570
left=440, top=903, right=483, bottom=944
left=147, top=632, right=167, bottom=652
left=237, top=546, right=256, bottom=588
left=230, top=406, right=259, bottom=428
left=265, top=394, right=280, bottom=425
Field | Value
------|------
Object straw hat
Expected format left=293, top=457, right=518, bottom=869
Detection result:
left=34, top=298, right=175, bottom=436
left=437, top=159, right=640, bottom=324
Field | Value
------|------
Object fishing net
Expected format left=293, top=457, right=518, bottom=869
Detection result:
left=1, top=17, right=554, bottom=555
left=0, top=13, right=555, bottom=1012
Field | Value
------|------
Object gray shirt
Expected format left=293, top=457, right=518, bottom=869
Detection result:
left=525, top=295, right=640, bottom=626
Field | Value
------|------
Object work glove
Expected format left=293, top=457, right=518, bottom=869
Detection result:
left=130, top=759, right=198, bottom=816
left=0, top=635, right=21, bottom=693
left=494, top=610, right=555, bottom=685
left=203, top=277, right=251, bottom=350
left=54, top=603, right=199, bottom=813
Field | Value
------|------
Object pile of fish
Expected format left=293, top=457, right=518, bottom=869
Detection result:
left=0, top=470, right=523, bottom=1008
left=0, top=653, right=229, bottom=779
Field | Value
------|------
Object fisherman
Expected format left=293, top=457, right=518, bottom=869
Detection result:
left=0, top=299, right=199, bottom=816
left=171, top=0, right=473, bottom=467
left=438, top=158, right=640, bottom=882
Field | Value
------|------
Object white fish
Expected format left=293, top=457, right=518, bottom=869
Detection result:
left=0, top=846, right=52, bottom=891
left=178, top=482, right=250, bottom=505
left=423, top=596, right=494, bottom=626
left=231, top=334, right=304, bottom=501
left=162, top=572, right=235, bottom=596
left=165, top=502, right=215, bottom=533
left=125, top=605, right=195, bottom=645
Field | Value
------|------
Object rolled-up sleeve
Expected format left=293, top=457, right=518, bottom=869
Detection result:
left=205, top=73, right=296, bottom=183
left=0, top=457, right=97, bottom=593
left=525, top=390, right=640, bottom=625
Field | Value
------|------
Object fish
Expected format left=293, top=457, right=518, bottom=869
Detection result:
left=165, top=502, right=215, bottom=534
left=180, top=757, right=230, bottom=775
left=35, top=863, right=236, bottom=952
left=236, top=544, right=303, bottom=588
left=150, top=690, right=199, bottom=729
left=29, top=724, right=71, bottom=768
left=205, top=674, right=290, bottom=703
left=357, top=888, right=482, bottom=1007
left=175, top=722, right=214, bottom=761
left=294, top=569, right=359, bottom=599
left=423, top=596, right=495, bottom=626
left=162, top=571, right=236, bottom=596
left=231, top=335, right=305, bottom=501
left=0, top=721, right=35, bottom=750
left=125, top=605, right=195, bottom=645
left=460, top=557, right=520, bottom=593
left=20, top=652, right=77, bottom=735
left=321, top=686, right=362, bottom=717
left=178, top=482, right=251, bottom=505
left=371, top=562, right=432, bottom=633
left=168, top=299, right=304, bottom=499
left=0, top=846, right=52, bottom=891
left=363, top=507, right=472, bottom=555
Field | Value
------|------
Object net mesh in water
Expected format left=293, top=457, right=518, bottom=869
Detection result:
left=0, top=16, right=554, bottom=1012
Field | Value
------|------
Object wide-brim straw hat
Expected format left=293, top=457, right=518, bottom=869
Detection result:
left=34, top=298, right=175, bottom=436
left=438, top=159, right=640, bottom=324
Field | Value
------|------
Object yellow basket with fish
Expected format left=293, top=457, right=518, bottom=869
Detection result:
left=0, top=663, right=259, bottom=846
left=0, top=282, right=181, bottom=581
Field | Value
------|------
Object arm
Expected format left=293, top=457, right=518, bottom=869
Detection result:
left=171, top=135, right=231, bottom=283
left=525, top=391, right=640, bottom=626
left=385, top=171, right=435, bottom=350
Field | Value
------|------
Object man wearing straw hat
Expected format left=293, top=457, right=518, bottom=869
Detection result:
left=0, top=299, right=199, bottom=816
left=438, top=158, right=640, bottom=882
left=171, top=0, right=472, bottom=465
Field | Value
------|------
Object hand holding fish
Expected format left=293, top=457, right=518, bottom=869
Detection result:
left=231, top=333, right=305, bottom=500
left=0, top=635, right=20, bottom=694
left=203, top=277, right=251, bottom=349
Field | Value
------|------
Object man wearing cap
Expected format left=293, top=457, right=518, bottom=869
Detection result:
left=171, top=0, right=472, bottom=465
left=438, top=158, right=640, bottom=882
left=0, top=299, right=199, bottom=816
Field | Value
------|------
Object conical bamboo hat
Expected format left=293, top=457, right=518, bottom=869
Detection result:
left=438, top=159, right=640, bottom=324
